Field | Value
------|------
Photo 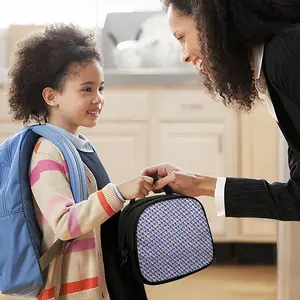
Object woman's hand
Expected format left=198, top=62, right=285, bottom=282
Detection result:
left=117, top=176, right=154, bottom=200
left=141, top=163, right=217, bottom=197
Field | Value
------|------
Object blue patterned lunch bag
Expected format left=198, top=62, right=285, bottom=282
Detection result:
left=118, top=186, right=215, bottom=285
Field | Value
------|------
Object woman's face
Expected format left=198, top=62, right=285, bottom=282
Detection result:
left=167, top=4, right=205, bottom=72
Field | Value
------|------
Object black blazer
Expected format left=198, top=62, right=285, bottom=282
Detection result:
left=225, top=24, right=300, bottom=221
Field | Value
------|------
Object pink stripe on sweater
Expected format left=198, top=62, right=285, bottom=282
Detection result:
left=45, top=195, right=74, bottom=216
left=30, top=159, right=68, bottom=186
left=64, top=238, right=96, bottom=253
left=68, top=207, right=82, bottom=238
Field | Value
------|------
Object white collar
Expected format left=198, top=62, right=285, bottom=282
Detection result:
left=253, top=44, right=265, bottom=80
left=252, top=44, right=278, bottom=122
left=45, top=123, right=94, bottom=153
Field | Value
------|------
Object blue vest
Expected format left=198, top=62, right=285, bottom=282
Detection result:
left=77, top=150, right=147, bottom=300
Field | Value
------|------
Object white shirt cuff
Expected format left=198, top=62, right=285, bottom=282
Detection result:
left=214, top=177, right=226, bottom=216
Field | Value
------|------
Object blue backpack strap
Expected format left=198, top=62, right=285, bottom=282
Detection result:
left=30, top=124, right=88, bottom=271
left=31, top=124, right=88, bottom=202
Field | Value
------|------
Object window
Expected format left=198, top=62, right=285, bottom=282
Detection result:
left=1, top=0, right=162, bottom=28
left=1, top=0, right=98, bottom=28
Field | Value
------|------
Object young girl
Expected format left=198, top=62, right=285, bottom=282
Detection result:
left=8, top=24, right=153, bottom=300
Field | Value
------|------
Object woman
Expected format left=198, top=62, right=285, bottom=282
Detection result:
left=142, top=0, right=300, bottom=220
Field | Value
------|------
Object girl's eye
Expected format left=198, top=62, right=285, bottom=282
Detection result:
left=99, top=86, right=104, bottom=92
left=83, top=87, right=92, bottom=92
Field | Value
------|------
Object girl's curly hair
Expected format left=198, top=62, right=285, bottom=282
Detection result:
left=161, top=0, right=300, bottom=111
left=8, top=23, right=102, bottom=124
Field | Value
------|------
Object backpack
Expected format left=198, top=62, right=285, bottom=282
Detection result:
left=0, top=124, right=87, bottom=298
left=118, top=186, right=215, bottom=285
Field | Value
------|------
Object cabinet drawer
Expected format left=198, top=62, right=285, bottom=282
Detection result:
left=156, top=88, right=225, bottom=121
left=101, top=89, right=149, bottom=121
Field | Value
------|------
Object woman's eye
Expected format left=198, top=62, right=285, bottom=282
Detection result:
left=83, top=87, right=92, bottom=92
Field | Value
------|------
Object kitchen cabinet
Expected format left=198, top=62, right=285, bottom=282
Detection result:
left=0, top=23, right=279, bottom=243
left=84, top=87, right=278, bottom=243
left=235, top=101, right=278, bottom=242
left=0, top=76, right=279, bottom=243
left=152, top=87, right=238, bottom=241
left=156, top=121, right=228, bottom=238
left=6, top=25, right=45, bottom=66
left=0, top=81, right=280, bottom=243
left=80, top=88, right=151, bottom=184
left=81, top=123, right=149, bottom=185
left=80, top=86, right=239, bottom=242
left=0, top=86, right=23, bottom=141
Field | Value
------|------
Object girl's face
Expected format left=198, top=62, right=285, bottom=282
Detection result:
left=167, top=4, right=209, bottom=75
left=43, top=60, right=105, bottom=134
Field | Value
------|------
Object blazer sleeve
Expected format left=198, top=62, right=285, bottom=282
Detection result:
left=224, top=27, right=300, bottom=221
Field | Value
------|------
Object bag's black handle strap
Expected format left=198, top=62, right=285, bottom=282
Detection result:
left=150, top=174, right=174, bottom=196
left=162, top=184, right=173, bottom=196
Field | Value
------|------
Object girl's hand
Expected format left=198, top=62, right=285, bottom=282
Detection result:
left=117, top=176, right=154, bottom=200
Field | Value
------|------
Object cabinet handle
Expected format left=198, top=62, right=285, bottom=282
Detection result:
left=218, top=135, right=223, bottom=153
left=181, top=103, right=204, bottom=110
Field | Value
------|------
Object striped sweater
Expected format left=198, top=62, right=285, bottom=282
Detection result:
left=29, top=137, right=124, bottom=300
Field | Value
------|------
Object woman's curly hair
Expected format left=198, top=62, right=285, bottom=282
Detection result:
left=8, top=23, right=102, bottom=124
left=161, top=0, right=300, bottom=111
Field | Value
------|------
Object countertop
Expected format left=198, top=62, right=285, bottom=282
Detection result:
left=103, top=68, right=202, bottom=86
left=0, top=67, right=203, bottom=87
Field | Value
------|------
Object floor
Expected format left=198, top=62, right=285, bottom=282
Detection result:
left=0, top=265, right=276, bottom=300
left=145, top=265, right=277, bottom=300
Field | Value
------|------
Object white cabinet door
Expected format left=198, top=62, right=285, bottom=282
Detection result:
left=156, top=122, right=230, bottom=241
left=80, top=122, right=149, bottom=185
left=237, top=103, right=278, bottom=242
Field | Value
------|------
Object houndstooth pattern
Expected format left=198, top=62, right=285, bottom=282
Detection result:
left=136, top=197, right=214, bottom=283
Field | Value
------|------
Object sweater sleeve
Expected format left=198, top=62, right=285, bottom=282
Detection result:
left=30, top=138, right=124, bottom=241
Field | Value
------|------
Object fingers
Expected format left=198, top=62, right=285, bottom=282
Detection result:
left=139, top=176, right=154, bottom=192
left=141, top=187, right=150, bottom=197
left=146, top=182, right=153, bottom=192
left=168, top=183, right=179, bottom=193
left=153, top=172, right=176, bottom=190
left=135, top=189, right=149, bottom=199
left=141, top=163, right=172, bottom=177
left=141, top=163, right=183, bottom=178
left=141, top=165, right=160, bottom=176
left=134, top=172, right=178, bottom=199
left=143, top=177, right=154, bottom=194
left=142, top=176, right=154, bottom=185
left=135, top=176, right=154, bottom=199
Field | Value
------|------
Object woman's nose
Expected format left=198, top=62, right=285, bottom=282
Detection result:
left=182, top=50, right=191, bottom=63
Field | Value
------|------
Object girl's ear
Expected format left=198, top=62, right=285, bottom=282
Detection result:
left=42, top=87, right=58, bottom=107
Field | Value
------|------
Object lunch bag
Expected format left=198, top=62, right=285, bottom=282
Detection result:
left=118, top=186, right=215, bottom=285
